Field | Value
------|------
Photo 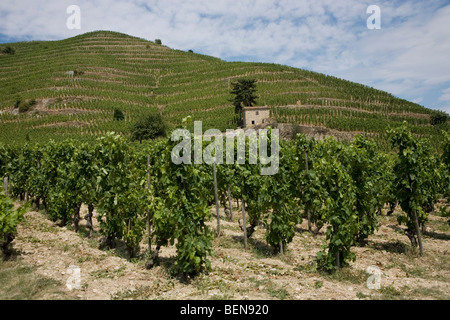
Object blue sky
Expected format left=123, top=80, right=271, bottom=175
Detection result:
left=1, top=0, right=449, bottom=114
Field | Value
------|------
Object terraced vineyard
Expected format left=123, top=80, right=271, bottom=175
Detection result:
left=0, top=30, right=447, bottom=147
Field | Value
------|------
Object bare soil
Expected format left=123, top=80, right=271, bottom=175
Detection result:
left=4, top=203, right=449, bottom=300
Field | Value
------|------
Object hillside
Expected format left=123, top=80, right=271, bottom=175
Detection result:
left=0, top=31, right=447, bottom=147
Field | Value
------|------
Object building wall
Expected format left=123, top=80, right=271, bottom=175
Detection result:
left=244, top=108, right=270, bottom=128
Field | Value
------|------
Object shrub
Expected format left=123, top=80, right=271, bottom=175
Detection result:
left=155, top=39, right=162, bottom=45
left=14, top=98, right=21, bottom=109
left=1, top=46, right=15, bottom=55
left=131, top=113, right=167, bottom=142
left=430, top=111, right=448, bottom=126
left=113, top=108, right=125, bottom=121
left=17, top=99, right=37, bottom=114
left=18, top=103, right=30, bottom=113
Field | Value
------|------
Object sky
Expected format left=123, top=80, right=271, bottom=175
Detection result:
left=0, top=0, right=449, bottom=114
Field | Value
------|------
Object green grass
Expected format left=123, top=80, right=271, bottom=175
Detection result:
left=314, top=280, right=323, bottom=289
left=89, top=264, right=127, bottom=279
left=378, top=285, right=405, bottom=300
left=0, top=259, right=72, bottom=300
left=356, top=291, right=369, bottom=299
left=1, top=30, right=447, bottom=148
left=248, top=277, right=290, bottom=300
left=323, top=268, right=367, bottom=285
left=427, top=217, right=450, bottom=233
left=411, top=286, right=449, bottom=300
left=111, top=279, right=176, bottom=300
left=111, top=286, right=152, bottom=300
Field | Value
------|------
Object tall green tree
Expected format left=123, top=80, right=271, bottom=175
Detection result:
left=230, top=79, right=258, bottom=117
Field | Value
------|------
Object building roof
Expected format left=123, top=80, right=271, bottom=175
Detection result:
left=243, top=106, right=270, bottom=111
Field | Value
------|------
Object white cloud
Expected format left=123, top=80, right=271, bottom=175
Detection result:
left=439, top=88, right=450, bottom=102
left=329, top=3, right=450, bottom=89
left=437, top=105, right=450, bottom=115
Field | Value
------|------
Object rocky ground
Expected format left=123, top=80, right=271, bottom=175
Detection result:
left=1, top=202, right=449, bottom=300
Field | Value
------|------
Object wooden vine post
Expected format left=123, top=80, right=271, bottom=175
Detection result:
left=3, top=177, right=8, bottom=197
left=304, top=150, right=311, bottom=232
left=227, top=184, right=233, bottom=221
left=413, top=208, right=424, bottom=256
left=241, top=189, right=247, bottom=250
left=213, top=160, right=221, bottom=237
left=147, top=155, right=152, bottom=254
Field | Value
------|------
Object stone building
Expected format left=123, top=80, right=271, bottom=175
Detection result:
left=243, top=106, right=270, bottom=128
